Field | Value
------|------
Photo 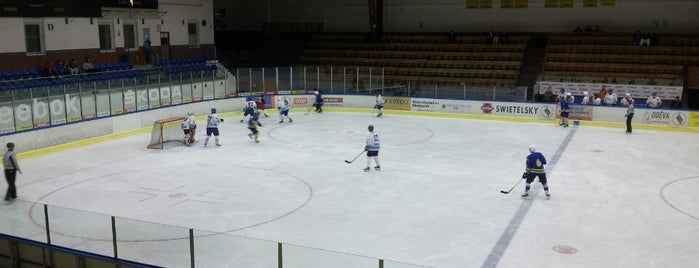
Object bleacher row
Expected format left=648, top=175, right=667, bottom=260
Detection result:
left=0, top=57, right=216, bottom=90
left=309, top=34, right=530, bottom=44
left=299, top=34, right=527, bottom=87
left=543, top=33, right=699, bottom=81
left=0, top=62, right=133, bottom=81
left=0, top=71, right=144, bottom=90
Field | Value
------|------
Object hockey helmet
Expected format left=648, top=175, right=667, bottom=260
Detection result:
left=583, top=91, right=589, bottom=95
left=211, top=108, right=217, bottom=113
left=566, top=92, right=572, bottom=96
left=529, top=144, right=536, bottom=152
left=187, top=111, right=194, bottom=116
left=6, top=142, right=14, bottom=149
left=314, top=91, right=319, bottom=95
left=368, top=125, right=374, bottom=131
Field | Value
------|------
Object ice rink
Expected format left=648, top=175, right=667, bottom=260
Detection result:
left=2, top=111, right=699, bottom=268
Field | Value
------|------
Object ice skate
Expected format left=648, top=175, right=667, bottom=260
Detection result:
left=216, top=143, right=221, bottom=147
left=363, top=167, right=370, bottom=172
left=289, top=118, right=293, bottom=123
left=279, top=120, right=284, bottom=123
left=240, top=119, right=244, bottom=123
left=545, top=191, right=551, bottom=199
left=377, top=113, right=382, bottom=117
left=521, top=192, right=529, bottom=199
left=374, top=166, right=381, bottom=171
left=248, top=134, right=253, bottom=140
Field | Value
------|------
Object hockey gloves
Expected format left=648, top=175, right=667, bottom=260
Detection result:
left=521, top=172, right=529, bottom=179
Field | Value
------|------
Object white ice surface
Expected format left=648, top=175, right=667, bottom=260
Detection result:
left=2, top=112, right=699, bottom=268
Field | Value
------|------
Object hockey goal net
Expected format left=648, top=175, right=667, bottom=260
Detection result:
left=147, top=117, right=186, bottom=149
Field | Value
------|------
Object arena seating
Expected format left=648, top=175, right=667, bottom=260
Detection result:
left=543, top=33, right=699, bottom=81
left=297, top=33, right=527, bottom=87
left=0, top=57, right=214, bottom=90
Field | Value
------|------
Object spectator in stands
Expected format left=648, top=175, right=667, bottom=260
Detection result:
left=83, top=57, right=100, bottom=73
left=574, top=26, right=583, bottom=33
left=633, top=30, right=642, bottom=45
left=143, top=36, right=152, bottom=64
left=640, top=33, right=651, bottom=46
left=67, top=58, right=80, bottom=75
left=542, top=87, right=554, bottom=102
left=592, top=94, right=602, bottom=105
left=42, top=61, right=59, bottom=77
left=671, top=96, right=681, bottom=109
left=592, top=25, right=602, bottom=36
left=54, top=59, right=68, bottom=75
left=604, top=89, right=618, bottom=105
left=581, top=91, right=591, bottom=105
left=646, top=92, right=662, bottom=108
left=448, top=30, right=456, bottom=43
left=620, top=93, right=631, bottom=106
left=598, top=85, right=608, bottom=102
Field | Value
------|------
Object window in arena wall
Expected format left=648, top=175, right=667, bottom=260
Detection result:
left=98, top=24, right=114, bottom=51
left=123, top=24, right=136, bottom=49
left=187, top=22, right=199, bottom=47
left=24, top=23, right=44, bottom=54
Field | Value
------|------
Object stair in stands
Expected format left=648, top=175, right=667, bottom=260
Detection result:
left=517, top=34, right=548, bottom=99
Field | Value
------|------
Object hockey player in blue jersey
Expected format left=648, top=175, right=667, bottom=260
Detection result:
left=313, top=91, right=324, bottom=113
left=240, top=96, right=257, bottom=122
left=521, top=144, right=550, bottom=199
left=374, top=93, right=385, bottom=117
left=277, top=97, right=293, bottom=123
left=205, top=108, right=223, bottom=147
left=247, top=110, right=263, bottom=143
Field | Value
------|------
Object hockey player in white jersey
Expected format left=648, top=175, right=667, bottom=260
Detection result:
left=240, top=96, right=257, bottom=122
left=181, top=111, right=196, bottom=146
left=277, top=97, right=293, bottom=123
left=374, top=93, right=385, bottom=117
left=604, top=89, right=618, bottom=105
left=364, top=125, right=381, bottom=172
left=581, top=91, right=591, bottom=105
left=205, top=108, right=223, bottom=147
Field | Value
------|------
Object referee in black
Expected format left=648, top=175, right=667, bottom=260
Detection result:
left=4, top=142, right=21, bottom=201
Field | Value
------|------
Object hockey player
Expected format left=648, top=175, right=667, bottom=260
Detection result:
left=521, top=144, right=550, bottom=199
left=646, top=92, right=661, bottom=108
left=560, top=93, right=571, bottom=127
left=374, top=93, right=385, bottom=117
left=256, top=93, right=270, bottom=117
left=581, top=91, right=591, bottom=105
left=278, top=97, right=293, bottom=123
left=205, top=108, right=223, bottom=147
left=247, top=110, right=263, bottom=142
left=604, top=89, right=618, bottom=105
left=313, top=90, right=324, bottom=113
left=240, top=96, right=257, bottom=122
left=181, top=111, right=196, bottom=146
left=364, top=124, right=381, bottom=172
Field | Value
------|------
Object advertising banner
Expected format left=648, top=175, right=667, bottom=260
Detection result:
left=384, top=97, right=411, bottom=111
left=411, top=98, right=473, bottom=114
left=479, top=102, right=554, bottom=119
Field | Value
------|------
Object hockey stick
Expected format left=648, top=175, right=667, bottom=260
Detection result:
left=344, top=150, right=365, bottom=164
left=305, top=102, right=314, bottom=115
left=500, top=178, right=524, bottom=194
